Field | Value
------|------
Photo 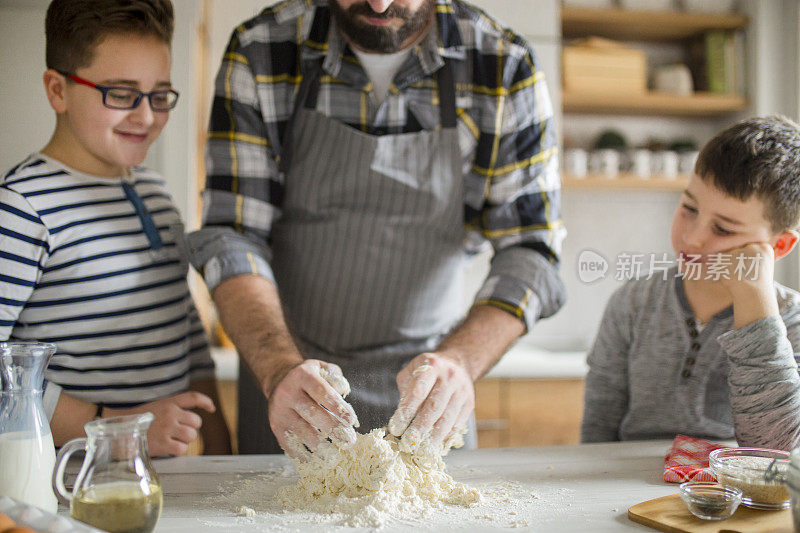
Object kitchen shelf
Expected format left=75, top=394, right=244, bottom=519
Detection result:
left=563, top=174, right=690, bottom=191
left=563, top=90, right=747, bottom=117
left=562, top=6, right=748, bottom=42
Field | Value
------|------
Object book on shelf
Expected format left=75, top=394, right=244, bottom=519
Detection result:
left=733, top=30, right=746, bottom=96
left=706, top=30, right=727, bottom=93
left=687, top=35, right=707, bottom=91
left=724, top=31, right=734, bottom=93
left=686, top=30, right=744, bottom=96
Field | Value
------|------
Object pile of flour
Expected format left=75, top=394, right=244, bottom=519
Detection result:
left=277, top=428, right=482, bottom=527
left=207, top=458, right=559, bottom=530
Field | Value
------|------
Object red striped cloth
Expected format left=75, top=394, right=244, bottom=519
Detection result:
left=664, top=434, right=730, bottom=483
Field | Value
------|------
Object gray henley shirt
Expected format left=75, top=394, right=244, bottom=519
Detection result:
left=581, top=267, right=800, bottom=450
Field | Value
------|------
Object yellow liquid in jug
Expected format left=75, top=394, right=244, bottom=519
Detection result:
left=71, top=481, right=163, bottom=533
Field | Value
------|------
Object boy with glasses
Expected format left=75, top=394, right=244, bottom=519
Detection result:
left=0, top=0, right=231, bottom=455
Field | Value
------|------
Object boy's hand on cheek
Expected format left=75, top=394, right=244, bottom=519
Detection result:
left=717, top=242, right=779, bottom=329
left=717, top=242, right=775, bottom=295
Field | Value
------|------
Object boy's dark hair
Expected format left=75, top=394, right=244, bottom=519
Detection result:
left=695, top=115, right=800, bottom=232
left=45, top=0, right=174, bottom=73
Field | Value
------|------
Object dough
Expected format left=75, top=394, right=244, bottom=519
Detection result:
left=278, top=428, right=481, bottom=527
left=318, top=366, right=350, bottom=398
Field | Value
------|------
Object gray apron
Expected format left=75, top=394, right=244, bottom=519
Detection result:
left=238, top=56, right=477, bottom=453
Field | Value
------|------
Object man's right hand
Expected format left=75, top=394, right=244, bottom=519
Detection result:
left=106, top=391, right=216, bottom=457
left=267, top=360, right=359, bottom=460
left=209, top=275, right=358, bottom=458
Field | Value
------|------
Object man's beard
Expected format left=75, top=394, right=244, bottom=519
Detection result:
left=329, top=0, right=435, bottom=54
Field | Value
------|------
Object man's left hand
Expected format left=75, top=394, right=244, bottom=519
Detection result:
left=387, top=351, right=474, bottom=453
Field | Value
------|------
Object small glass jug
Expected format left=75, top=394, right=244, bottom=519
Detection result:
left=52, top=413, right=163, bottom=533
left=0, top=341, right=58, bottom=513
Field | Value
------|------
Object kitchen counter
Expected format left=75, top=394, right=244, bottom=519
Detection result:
left=81, top=440, right=683, bottom=532
left=485, top=344, right=587, bottom=379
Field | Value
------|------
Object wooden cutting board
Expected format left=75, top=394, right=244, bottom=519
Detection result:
left=628, top=493, right=794, bottom=533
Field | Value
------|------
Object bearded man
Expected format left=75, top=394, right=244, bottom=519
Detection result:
left=190, top=0, right=566, bottom=455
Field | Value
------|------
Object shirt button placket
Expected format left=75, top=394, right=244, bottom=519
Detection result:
left=682, top=318, right=699, bottom=379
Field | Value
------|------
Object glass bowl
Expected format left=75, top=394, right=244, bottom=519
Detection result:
left=789, top=448, right=800, bottom=533
left=709, top=447, right=791, bottom=509
left=679, top=482, right=742, bottom=520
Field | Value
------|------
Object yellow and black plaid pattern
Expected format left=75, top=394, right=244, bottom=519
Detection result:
left=196, top=0, right=566, bottom=327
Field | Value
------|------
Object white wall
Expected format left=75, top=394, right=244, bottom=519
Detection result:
left=0, top=3, right=54, bottom=170
left=146, top=0, right=203, bottom=228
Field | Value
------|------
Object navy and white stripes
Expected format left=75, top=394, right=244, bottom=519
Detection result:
left=1, top=154, right=214, bottom=417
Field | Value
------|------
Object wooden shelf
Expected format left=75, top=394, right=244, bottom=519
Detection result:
left=563, top=90, right=746, bottom=117
left=562, top=6, right=748, bottom=42
left=563, top=174, right=690, bottom=191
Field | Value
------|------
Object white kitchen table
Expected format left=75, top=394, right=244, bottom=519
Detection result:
left=73, top=439, right=685, bottom=532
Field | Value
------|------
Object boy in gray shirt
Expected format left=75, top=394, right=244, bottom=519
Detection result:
left=581, top=116, right=800, bottom=451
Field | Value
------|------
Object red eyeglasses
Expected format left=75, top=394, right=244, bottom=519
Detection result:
left=58, top=71, right=179, bottom=112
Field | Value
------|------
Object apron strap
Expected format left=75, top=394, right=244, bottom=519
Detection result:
left=436, top=59, right=457, bottom=129
left=279, top=57, right=458, bottom=174
left=278, top=58, right=323, bottom=176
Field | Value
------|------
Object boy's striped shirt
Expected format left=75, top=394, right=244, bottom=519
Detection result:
left=0, top=154, right=214, bottom=417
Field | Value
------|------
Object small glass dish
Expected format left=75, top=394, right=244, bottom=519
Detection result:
left=709, top=447, right=791, bottom=509
left=679, top=482, right=742, bottom=520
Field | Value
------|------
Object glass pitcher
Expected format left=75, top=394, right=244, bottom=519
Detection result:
left=0, top=341, right=58, bottom=513
left=52, top=413, right=163, bottom=533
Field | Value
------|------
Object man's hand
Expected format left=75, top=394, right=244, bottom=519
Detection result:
left=268, top=360, right=359, bottom=460
left=715, top=242, right=778, bottom=329
left=106, top=392, right=216, bottom=457
left=387, top=351, right=474, bottom=453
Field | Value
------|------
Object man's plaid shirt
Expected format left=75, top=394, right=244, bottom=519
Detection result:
left=192, top=0, right=566, bottom=329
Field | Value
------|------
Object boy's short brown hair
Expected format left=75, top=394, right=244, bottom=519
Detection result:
left=695, top=115, right=800, bottom=232
left=45, top=0, right=174, bottom=73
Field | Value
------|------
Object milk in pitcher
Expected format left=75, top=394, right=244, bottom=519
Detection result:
left=0, top=430, right=58, bottom=512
